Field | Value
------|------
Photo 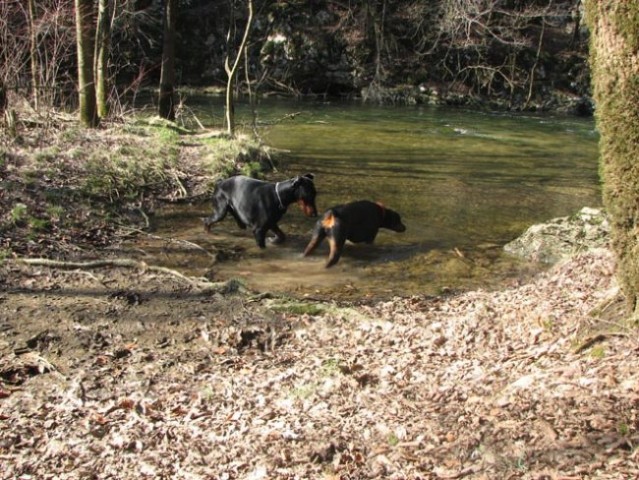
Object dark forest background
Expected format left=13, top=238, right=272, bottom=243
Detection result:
left=2, top=0, right=590, bottom=115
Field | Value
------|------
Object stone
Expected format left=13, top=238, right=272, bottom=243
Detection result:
left=504, top=207, right=610, bottom=263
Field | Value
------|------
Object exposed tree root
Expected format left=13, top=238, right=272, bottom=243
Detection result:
left=573, top=332, right=629, bottom=354
left=120, top=228, right=218, bottom=260
left=12, top=257, right=243, bottom=294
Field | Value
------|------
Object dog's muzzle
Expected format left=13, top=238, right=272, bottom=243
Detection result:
left=298, top=200, right=318, bottom=217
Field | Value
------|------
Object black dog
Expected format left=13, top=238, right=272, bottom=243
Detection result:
left=303, top=200, right=406, bottom=267
left=204, top=174, right=317, bottom=248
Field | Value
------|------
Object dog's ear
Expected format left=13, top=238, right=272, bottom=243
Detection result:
left=293, top=173, right=314, bottom=186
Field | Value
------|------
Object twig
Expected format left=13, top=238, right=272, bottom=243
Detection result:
left=192, top=113, right=205, bottom=130
left=573, top=333, right=628, bottom=354
left=172, top=170, right=188, bottom=198
left=437, top=466, right=482, bottom=479
left=135, top=207, right=150, bottom=229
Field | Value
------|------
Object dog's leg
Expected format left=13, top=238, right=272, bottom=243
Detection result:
left=325, top=233, right=346, bottom=268
left=269, top=225, right=286, bottom=244
left=325, top=218, right=346, bottom=267
left=303, top=222, right=326, bottom=256
left=228, top=206, right=247, bottom=230
left=203, top=193, right=230, bottom=231
left=253, top=227, right=268, bottom=249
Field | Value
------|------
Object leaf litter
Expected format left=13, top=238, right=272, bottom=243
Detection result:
left=1, top=246, right=638, bottom=479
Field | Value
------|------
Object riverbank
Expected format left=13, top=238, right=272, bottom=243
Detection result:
left=1, top=119, right=638, bottom=478
left=0, top=112, right=269, bottom=259
left=357, top=82, right=594, bottom=116
left=1, top=245, right=637, bottom=478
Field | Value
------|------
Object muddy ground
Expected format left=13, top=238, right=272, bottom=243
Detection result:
left=1, top=119, right=639, bottom=479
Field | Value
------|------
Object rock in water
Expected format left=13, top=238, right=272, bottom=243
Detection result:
left=504, top=207, right=609, bottom=263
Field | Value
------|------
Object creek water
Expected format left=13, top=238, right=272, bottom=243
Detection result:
left=141, top=99, right=600, bottom=299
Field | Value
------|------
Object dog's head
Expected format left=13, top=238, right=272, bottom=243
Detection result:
left=378, top=203, right=406, bottom=233
left=292, top=173, right=318, bottom=217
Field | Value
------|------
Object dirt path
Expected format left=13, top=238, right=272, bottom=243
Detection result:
left=1, top=247, right=638, bottom=479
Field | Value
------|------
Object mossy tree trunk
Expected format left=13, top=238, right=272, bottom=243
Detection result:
left=158, top=0, right=177, bottom=121
left=585, top=2, right=639, bottom=317
left=75, top=0, right=99, bottom=128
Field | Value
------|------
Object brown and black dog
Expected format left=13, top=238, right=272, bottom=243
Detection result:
left=303, top=200, right=406, bottom=267
left=204, top=174, right=317, bottom=248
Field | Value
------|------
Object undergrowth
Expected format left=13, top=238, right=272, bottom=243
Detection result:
left=0, top=114, right=269, bottom=256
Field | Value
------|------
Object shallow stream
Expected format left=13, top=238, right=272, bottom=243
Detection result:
left=139, top=99, right=600, bottom=299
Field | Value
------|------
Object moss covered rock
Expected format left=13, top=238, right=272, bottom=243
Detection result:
left=504, top=207, right=609, bottom=264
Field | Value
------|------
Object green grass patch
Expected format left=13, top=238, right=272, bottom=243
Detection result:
left=618, top=422, right=630, bottom=436
left=78, top=124, right=182, bottom=201
left=10, top=203, right=28, bottom=225
left=82, top=152, right=172, bottom=200
left=291, top=383, right=316, bottom=400
left=198, top=135, right=268, bottom=180
left=34, top=148, right=60, bottom=164
left=28, top=217, right=51, bottom=232
left=320, top=358, right=342, bottom=377
left=268, top=300, right=326, bottom=316
left=46, top=204, right=64, bottom=220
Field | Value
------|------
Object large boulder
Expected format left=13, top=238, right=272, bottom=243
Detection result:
left=504, top=207, right=610, bottom=263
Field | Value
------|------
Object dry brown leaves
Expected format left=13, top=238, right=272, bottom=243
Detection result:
left=1, top=248, right=638, bottom=479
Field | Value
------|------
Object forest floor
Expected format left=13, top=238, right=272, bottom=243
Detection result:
left=1, top=117, right=639, bottom=479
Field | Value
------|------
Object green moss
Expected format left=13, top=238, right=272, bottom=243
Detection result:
left=587, top=0, right=639, bottom=315
left=586, top=2, right=639, bottom=54
left=618, top=422, right=630, bottom=436
left=270, top=301, right=325, bottom=316
left=239, top=161, right=262, bottom=177
left=613, top=4, right=639, bottom=53
left=320, top=358, right=342, bottom=377
left=387, top=433, right=400, bottom=447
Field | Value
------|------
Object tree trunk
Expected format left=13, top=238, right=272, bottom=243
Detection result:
left=584, top=2, right=639, bottom=317
left=0, top=80, right=7, bottom=117
left=95, top=0, right=112, bottom=119
left=373, top=0, right=386, bottom=82
left=27, top=0, right=39, bottom=111
left=75, top=0, right=98, bottom=127
left=159, top=0, right=177, bottom=121
left=225, top=0, right=253, bottom=136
